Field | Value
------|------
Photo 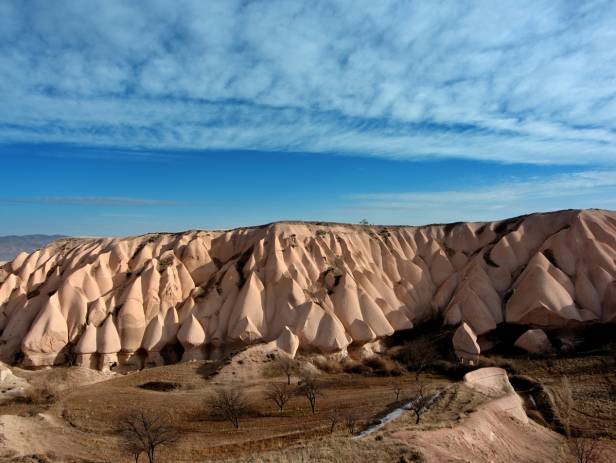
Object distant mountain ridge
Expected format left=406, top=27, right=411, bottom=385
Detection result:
left=0, top=235, right=66, bottom=262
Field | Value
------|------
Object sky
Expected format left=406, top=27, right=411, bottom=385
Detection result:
left=1, top=0, right=615, bottom=236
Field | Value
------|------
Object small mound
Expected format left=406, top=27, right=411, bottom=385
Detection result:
left=137, top=381, right=180, bottom=392
left=463, top=367, right=514, bottom=395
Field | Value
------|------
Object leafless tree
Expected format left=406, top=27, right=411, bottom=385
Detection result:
left=393, top=381, right=403, bottom=401
left=124, top=440, right=144, bottom=463
left=408, top=383, right=433, bottom=424
left=326, top=410, right=339, bottom=434
left=560, top=376, right=575, bottom=437
left=264, top=382, right=290, bottom=413
left=275, top=355, right=297, bottom=385
left=404, top=342, right=438, bottom=381
left=568, top=437, right=604, bottom=463
left=299, top=373, right=321, bottom=413
left=118, top=411, right=178, bottom=463
left=559, top=377, right=604, bottom=463
left=345, top=413, right=358, bottom=434
left=210, top=387, right=249, bottom=429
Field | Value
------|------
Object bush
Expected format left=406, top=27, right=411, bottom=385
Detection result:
left=362, top=356, right=403, bottom=377
left=20, top=383, right=59, bottom=404
left=424, top=360, right=474, bottom=380
left=363, top=356, right=388, bottom=370
left=311, top=356, right=342, bottom=374
left=341, top=358, right=370, bottom=375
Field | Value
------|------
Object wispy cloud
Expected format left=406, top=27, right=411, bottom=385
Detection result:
left=1, top=1, right=615, bottom=164
left=2, top=196, right=179, bottom=206
left=344, top=169, right=616, bottom=224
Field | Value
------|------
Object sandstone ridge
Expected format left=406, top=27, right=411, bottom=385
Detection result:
left=0, top=209, right=614, bottom=369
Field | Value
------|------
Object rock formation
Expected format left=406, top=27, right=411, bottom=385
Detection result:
left=514, top=329, right=553, bottom=354
left=0, top=209, right=614, bottom=369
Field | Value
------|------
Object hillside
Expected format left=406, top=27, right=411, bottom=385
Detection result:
left=0, top=209, right=614, bottom=369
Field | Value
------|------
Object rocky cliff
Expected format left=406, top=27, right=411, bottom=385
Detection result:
left=0, top=209, right=614, bottom=369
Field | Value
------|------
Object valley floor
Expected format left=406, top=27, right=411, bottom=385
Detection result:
left=0, top=349, right=615, bottom=462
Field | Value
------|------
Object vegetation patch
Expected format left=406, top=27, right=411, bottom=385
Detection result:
left=137, top=381, right=181, bottom=392
left=157, top=256, right=174, bottom=272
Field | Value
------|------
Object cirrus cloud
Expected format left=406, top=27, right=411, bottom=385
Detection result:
left=1, top=0, right=615, bottom=164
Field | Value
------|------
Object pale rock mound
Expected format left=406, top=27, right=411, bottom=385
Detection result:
left=452, top=322, right=480, bottom=360
left=0, top=362, right=29, bottom=402
left=463, top=367, right=515, bottom=397
left=177, top=314, right=206, bottom=361
left=514, top=329, right=553, bottom=354
left=74, top=323, right=97, bottom=368
left=97, top=315, right=121, bottom=370
left=274, top=326, right=299, bottom=357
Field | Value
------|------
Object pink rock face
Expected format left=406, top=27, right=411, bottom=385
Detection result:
left=453, top=322, right=481, bottom=358
left=177, top=314, right=206, bottom=349
left=0, top=209, right=614, bottom=368
left=514, top=329, right=552, bottom=354
left=275, top=326, right=299, bottom=357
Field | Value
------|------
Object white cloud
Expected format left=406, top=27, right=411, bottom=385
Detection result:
left=343, top=170, right=616, bottom=224
left=0, top=0, right=615, bottom=164
left=2, top=196, right=179, bottom=206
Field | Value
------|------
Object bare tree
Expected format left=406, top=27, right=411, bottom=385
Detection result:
left=264, top=382, right=290, bottom=413
left=393, top=381, right=403, bottom=401
left=118, top=411, right=178, bottom=463
left=299, top=373, right=321, bottom=413
left=210, top=387, right=249, bottom=429
left=275, top=355, right=297, bottom=385
left=404, top=343, right=437, bottom=381
left=408, top=383, right=433, bottom=424
left=559, top=377, right=603, bottom=463
left=568, top=437, right=604, bottom=463
left=326, top=410, right=339, bottom=434
left=560, top=376, right=575, bottom=437
left=345, top=413, right=358, bottom=435
left=124, top=440, right=144, bottom=463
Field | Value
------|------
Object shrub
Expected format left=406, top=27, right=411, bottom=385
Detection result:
left=21, top=383, right=59, bottom=405
left=341, top=358, right=370, bottom=375
left=312, top=356, right=342, bottom=374
left=362, top=356, right=403, bottom=377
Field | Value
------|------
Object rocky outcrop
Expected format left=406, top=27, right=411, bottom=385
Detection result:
left=177, top=314, right=206, bottom=361
left=514, top=329, right=553, bottom=354
left=0, top=209, right=614, bottom=369
left=453, top=322, right=481, bottom=360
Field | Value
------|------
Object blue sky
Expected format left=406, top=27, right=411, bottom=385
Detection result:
left=1, top=0, right=615, bottom=235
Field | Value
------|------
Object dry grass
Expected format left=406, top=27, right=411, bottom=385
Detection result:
left=217, top=435, right=426, bottom=462
left=504, top=353, right=616, bottom=439
left=1, top=360, right=444, bottom=462
left=2, top=343, right=614, bottom=462
left=20, top=383, right=60, bottom=405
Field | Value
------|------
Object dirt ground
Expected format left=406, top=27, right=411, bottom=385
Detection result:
left=0, top=354, right=441, bottom=462
left=506, top=353, right=616, bottom=439
left=1, top=347, right=615, bottom=463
